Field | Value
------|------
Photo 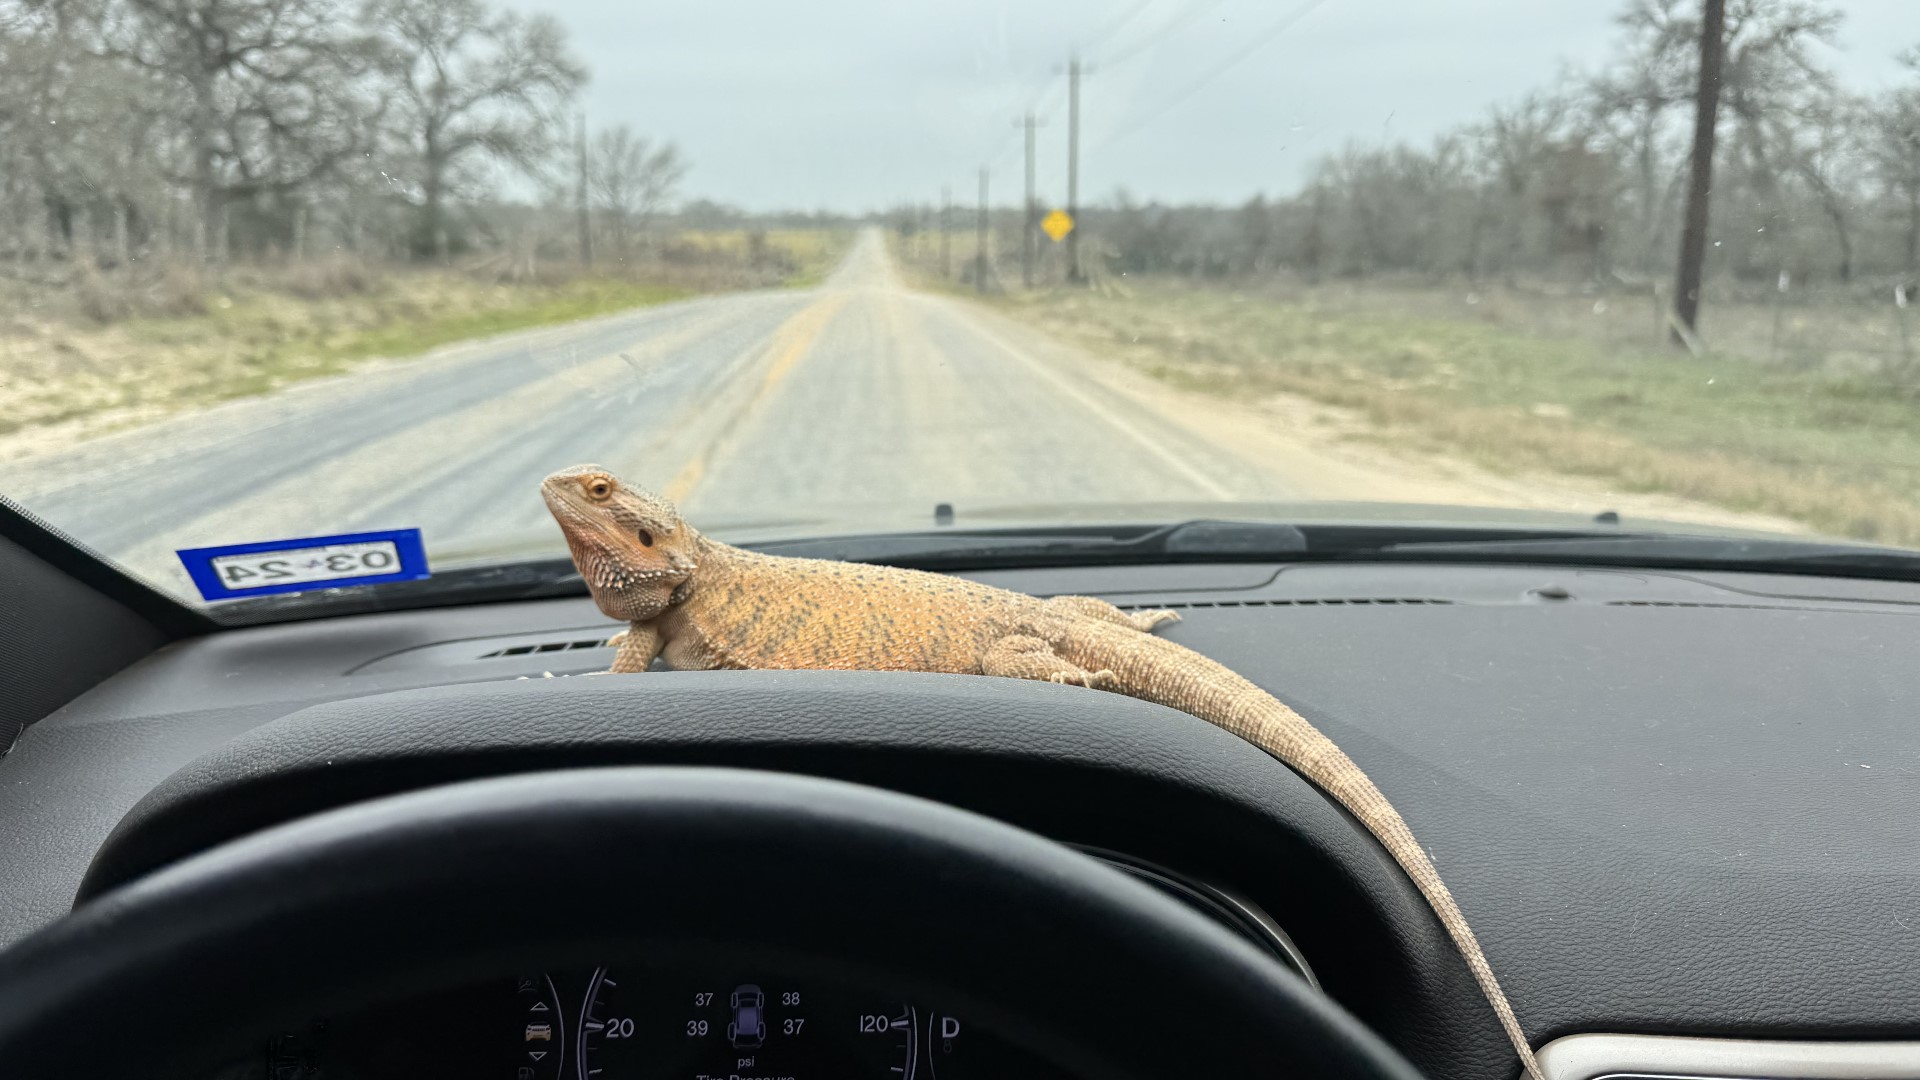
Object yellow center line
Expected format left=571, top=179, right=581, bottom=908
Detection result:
left=663, top=294, right=846, bottom=504
left=663, top=455, right=705, bottom=503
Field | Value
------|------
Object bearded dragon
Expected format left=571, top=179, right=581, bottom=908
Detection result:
left=542, top=463, right=1542, bottom=1080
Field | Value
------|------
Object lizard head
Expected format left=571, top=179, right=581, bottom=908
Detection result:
left=541, top=464, right=699, bottom=622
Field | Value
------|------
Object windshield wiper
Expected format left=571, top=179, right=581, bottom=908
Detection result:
left=1356, top=533, right=1920, bottom=577
left=750, top=519, right=1319, bottom=565
left=760, top=521, right=1920, bottom=581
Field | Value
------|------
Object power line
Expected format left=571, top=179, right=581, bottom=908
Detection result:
left=968, top=1, right=1165, bottom=188
left=1094, top=0, right=1334, bottom=151
left=967, top=1, right=1174, bottom=206
left=1096, top=0, right=1230, bottom=68
left=1081, top=0, right=1160, bottom=53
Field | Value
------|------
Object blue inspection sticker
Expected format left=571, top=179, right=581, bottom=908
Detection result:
left=176, top=528, right=431, bottom=602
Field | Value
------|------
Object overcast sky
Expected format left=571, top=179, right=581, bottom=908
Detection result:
left=513, top=0, right=1919, bottom=214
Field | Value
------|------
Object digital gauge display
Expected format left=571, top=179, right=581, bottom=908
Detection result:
left=539, top=967, right=1059, bottom=1080
left=260, top=967, right=1071, bottom=1080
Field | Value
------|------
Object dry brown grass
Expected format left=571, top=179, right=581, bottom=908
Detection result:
left=0, top=268, right=687, bottom=441
left=994, top=279, right=1920, bottom=546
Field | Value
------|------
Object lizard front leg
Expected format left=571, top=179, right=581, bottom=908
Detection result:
left=1043, top=595, right=1181, bottom=633
left=608, top=622, right=664, bottom=674
left=981, top=634, right=1117, bottom=689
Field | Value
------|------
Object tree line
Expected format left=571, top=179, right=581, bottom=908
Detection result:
left=1093, top=0, right=1920, bottom=299
left=0, top=0, right=686, bottom=268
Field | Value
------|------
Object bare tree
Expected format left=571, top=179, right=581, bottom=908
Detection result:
left=0, top=2, right=80, bottom=260
left=1778, top=92, right=1866, bottom=282
left=100, top=0, right=365, bottom=263
left=1475, top=93, right=1572, bottom=280
left=362, top=0, right=583, bottom=261
left=1588, top=10, right=1691, bottom=274
left=1234, top=194, right=1274, bottom=274
left=1080, top=0, right=1905, bottom=296
left=589, top=124, right=684, bottom=259
left=1869, top=48, right=1920, bottom=275
left=1602, top=0, right=1841, bottom=341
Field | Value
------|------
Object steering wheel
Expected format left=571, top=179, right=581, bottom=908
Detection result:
left=0, top=767, right=1425, bottom=1080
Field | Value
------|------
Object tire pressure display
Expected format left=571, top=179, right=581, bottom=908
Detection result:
left=575, top=969, right=927, bottom=1079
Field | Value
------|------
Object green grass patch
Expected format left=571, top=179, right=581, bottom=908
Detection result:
left=990, top=280, right=1920, bottom=546
left=294, top=279, right=690, bottom=366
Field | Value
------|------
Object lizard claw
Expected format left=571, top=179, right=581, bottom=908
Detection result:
left=1131, top=609, right=1182, bottom=632
left=1049, top=668, right=1117, bottom=689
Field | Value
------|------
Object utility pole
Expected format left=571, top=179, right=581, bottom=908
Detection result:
left=941, top=185, right=952, bottom=279
left=975, top=167, right=990, bottom=294
left=1066, top=55, right=1086, bottom=284
left=1671, top=0, right=1725, bottom=349
left=575, top=112, right=593, bottom=267
left=1016, top=112, right=1044, bottom=289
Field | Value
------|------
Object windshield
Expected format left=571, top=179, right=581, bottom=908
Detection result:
left=4, top=0, right=1919, bottom=611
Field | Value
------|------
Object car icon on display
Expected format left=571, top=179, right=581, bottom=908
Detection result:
left=728, top=984, right=767, bottom=1049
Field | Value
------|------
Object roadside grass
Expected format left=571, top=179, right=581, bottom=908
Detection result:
left=990, top=279, right=1920, bottom=546
left=1, top=271, right=689, bottom=440
left=0, top=229, right=850, bottom=447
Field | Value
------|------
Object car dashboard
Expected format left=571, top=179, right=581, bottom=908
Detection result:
left=4, top=554, right=1920, bottom=1079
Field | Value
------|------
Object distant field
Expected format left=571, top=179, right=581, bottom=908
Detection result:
left=989, top=277, right=1920, bottom=546
left=677, top=229, right=853, bottom=286
left=0, top=229, right=849, bottom=452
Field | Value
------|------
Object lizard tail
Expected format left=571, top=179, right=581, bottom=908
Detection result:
left=1089, top=632, right=1546, bottom=1080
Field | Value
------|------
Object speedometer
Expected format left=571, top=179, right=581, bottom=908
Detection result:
left=576, top=968, right=922, bottom=1079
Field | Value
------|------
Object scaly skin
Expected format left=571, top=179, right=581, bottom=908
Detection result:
left=542, top=464, right=1542, bottom=1080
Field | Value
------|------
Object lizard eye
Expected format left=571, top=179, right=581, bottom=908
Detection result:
left=586, top=479, right=612, bottom=500
left=637, top=529, right=655, bottom=547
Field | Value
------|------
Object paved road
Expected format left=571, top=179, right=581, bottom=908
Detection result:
left=9, top=230, right=1306, bottom=597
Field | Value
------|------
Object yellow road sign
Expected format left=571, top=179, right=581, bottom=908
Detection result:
left=1041, top=209, right=1074, bottom=242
